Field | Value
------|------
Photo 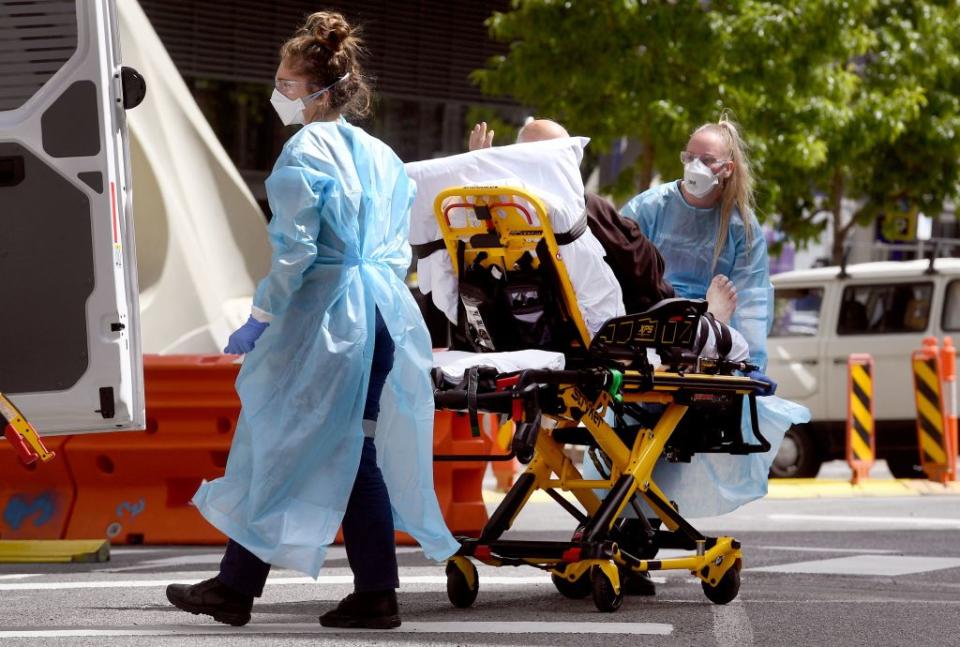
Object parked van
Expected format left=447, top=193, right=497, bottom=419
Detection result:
left=766, top=258, right=960, bottom=478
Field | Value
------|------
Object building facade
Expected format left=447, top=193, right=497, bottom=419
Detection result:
left=139, top=0, right=518, bottom=212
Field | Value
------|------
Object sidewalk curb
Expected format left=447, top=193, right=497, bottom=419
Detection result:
left=483, top=480, right=960, bottom=504
left=766, top=479, right=960, bottom=499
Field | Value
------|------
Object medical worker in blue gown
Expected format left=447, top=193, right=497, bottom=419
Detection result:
left=616, top=116, right=810, bottom=521
left=165, top=12, right=458, bottom=630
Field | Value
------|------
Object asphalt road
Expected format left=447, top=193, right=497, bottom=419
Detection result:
left=2, top=472, right=959, bottom=647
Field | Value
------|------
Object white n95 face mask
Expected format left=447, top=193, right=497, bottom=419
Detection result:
left=270, top=73, right=352, bottom=126
left=270, top=89, right=309, bottom=126
left=683, top=158, right=721, bottom=199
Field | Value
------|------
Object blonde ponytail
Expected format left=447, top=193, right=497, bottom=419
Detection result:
left=692, top=114, right=757, bottom=270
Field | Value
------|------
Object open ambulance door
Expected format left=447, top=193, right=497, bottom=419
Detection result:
left=0, top=0, right=145, bottom=435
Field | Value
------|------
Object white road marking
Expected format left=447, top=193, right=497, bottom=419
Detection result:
left=757, top=545, right=897, bottom=554
left=109, top=548, right=183, bottom=555
left=659, top=597, right=960, bottom=605
left=0, top=574, right=558, bottom=591
left=749, top=555, right=960, bottom=576
left=712, top=598, right=754, bottom=647
left=0, top=574, right=40, bottom=580
left=0, top=571, right=666, bottom=591
left=101, top=554, right=226, bottom=573
left=741, top=599, right=960, bottom=605
left=107, top=546, right=420, bottom=557
left=0, top=621, right=674, bottom=638
left=768, top=513, right=960, bottom=528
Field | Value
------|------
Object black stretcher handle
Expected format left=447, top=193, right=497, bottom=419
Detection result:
left=725, top=393, right=771, bottom=454
left=433, top=389, right=514, bottom=413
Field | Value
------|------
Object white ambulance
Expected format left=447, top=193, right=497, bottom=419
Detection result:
left=0, top=0, right=144, bottom=435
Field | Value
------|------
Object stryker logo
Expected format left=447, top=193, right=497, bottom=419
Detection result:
left=570, top=389, right=604, bottom=428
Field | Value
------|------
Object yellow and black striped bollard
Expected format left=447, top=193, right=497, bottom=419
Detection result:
left=846, top=354, right=875, bottom=484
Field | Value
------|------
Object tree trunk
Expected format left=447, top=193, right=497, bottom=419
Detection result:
left=830, top=170, right=847, bottom=265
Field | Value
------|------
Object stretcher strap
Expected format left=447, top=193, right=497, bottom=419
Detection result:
left=467, top=366, right=481, bottom=437
left=410, top=238, right=446, bottom=259
left=698, top=313, right=732, bottom=360
left=553, top=212, right=588, bottom=245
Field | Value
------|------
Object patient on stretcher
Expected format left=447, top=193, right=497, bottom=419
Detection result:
left=407, top=137, right=810, bottom=524
left=405, top=138, right=750, bottom=368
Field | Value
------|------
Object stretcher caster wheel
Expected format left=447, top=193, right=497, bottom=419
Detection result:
left=702, top=566, right=740, bottom=605
left=446, top=558, right=479, bottom=608
left=590, top=566, right=623, bottom=612
left=552, top=571, right=591, bottom=599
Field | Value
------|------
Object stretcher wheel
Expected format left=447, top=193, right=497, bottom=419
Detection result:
left=551, top=571, right=591, bottom=599
left=590, top=566, right=623, bottom=612
left=702, top=565, right=740, bottom=605
left=445, top=559, right=479, bottom=608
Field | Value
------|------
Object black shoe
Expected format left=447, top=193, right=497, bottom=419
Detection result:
left=319, top=590, right=401, bottom=629
left=165, top=577, right=253, bottom=626
left=621, top=570, right=657, bottom=596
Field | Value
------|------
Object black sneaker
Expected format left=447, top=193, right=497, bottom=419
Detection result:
left=621, top=570, right=657, bottom=596
left=319, top=590, right=401, bottom=629
left=165, top=577, right=253, bottom=626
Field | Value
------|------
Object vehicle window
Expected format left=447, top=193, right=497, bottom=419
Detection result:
left=943, top=280, right=960, bottom=331
left=771, top=287, right=824, bottom=337
left=838, top=282, right=933, bottom=335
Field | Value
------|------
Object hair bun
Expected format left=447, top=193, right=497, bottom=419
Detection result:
left=303, top=12, right=351, bottom=52
left=281, top=11, right=371, bottom=119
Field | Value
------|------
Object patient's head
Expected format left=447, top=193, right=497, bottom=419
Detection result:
left=516, top=119, right=569, bottom=144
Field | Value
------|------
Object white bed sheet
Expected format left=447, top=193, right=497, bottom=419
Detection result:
left=432, top=349, right=566, bottom=382
left=405, top=138, right=624, bottom=337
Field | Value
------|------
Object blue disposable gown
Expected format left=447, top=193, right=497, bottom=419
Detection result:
left=193, top=118, right=460, bottom=577
left=622, top=180, right=771, bottom=369
left=597, top=180, right=811, bottom=517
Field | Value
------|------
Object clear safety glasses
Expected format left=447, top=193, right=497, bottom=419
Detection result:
left=274, top=78, right=313, bottom=94
left=680, top=151, right=729, bottom=166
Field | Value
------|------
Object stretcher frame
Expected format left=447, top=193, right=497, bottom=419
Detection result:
left=430, top=185, right=769, bottom=612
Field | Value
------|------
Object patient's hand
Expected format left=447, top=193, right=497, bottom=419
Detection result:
left=469, top=122, right=495, bottom=151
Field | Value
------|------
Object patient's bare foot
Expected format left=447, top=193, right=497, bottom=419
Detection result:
left=706, top=275, right=736, bottom=324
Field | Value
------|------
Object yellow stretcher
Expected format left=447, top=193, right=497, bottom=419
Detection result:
left=429, top=185, right=770, bottom=612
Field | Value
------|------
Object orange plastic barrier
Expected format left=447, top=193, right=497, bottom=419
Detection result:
left=2, top=354, right=492, bottom=545
left=431, top=410, right=492, bottom=536
left=64, top=355, right=239, bottom=544
left=911, top=337, right=957, bottom=483
left=0, top=437, right=72, bottom=540
left=941, top=337, right=958, bottom=482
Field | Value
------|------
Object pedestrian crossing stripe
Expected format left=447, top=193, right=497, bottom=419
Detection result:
left=913, top=357, right=948, bottom=466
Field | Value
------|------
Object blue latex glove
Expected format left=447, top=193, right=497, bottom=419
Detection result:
left=746, top=370, right=777, bottom=396
left=224, top=315, right=269, bottom=354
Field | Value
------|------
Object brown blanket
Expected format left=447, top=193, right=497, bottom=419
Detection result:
left=584, top=192, right=674, bottom=314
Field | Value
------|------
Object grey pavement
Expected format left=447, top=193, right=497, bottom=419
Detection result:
left=2, top=476, right=960, bottom=647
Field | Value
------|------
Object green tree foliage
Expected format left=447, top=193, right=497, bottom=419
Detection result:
left=474, top=0, right=960, bottom=261
left=473, top=0, right=718, bottom=193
